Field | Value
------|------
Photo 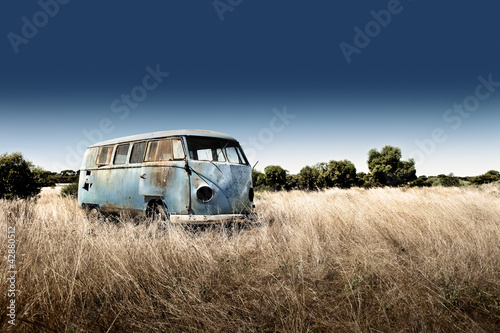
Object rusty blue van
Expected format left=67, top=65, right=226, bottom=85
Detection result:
left=78, top=129, right=254, bottom=224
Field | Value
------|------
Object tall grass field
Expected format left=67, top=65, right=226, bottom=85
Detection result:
left=1, top=185, right=500, bottom=332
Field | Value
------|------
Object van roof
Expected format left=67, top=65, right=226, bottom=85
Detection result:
left=89, top=129, right=237, bottom=148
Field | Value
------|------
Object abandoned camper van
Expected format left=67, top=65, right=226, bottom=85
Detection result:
left=78, top=129, right=254, bottom=223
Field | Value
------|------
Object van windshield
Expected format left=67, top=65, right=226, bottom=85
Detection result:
left=187, top=137, right=248, bottom=165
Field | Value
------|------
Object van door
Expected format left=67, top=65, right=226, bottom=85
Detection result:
left=138, top=138, right=190, bottom=214
left=106, top=142, right=144, bottom=215
left=185, top=136, right=252, bottom=215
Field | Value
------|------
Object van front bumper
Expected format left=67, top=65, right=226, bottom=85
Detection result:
left=169, top=213, right=256, bottom=224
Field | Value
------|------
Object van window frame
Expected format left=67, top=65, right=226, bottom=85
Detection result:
left=143, top=137, right=186, bottom=163
left=129, top=141, right=147, bottom=164
left=96, top=145, right=115, bottom=166
left=113, top=143, right=131, bottom=165
left=171, top=137, right=186, bottom=160
left=186, top=136, right=249, bottom=165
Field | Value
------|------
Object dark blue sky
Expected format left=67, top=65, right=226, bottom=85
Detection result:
left=1, top=1, right=499, bottom=175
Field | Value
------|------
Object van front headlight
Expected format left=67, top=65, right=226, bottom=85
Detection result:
left=196, top=186, right=213, bottom=203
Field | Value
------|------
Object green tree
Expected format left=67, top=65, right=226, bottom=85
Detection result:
left=367, top=146, right=417, bottom=186
left=252, top=169, right=266, bottom=188
left=356, top=172, right=377, bottom=188
left=313, top=162, right=329, bottom=189
left=31, top=166, right=57, bottom=187
left=319, top=160, right=357, bottom=189
left=264, top=165, right=287, bottom=191
left=298, top=166, right=320, bottom=190
left=0, top=152, right=41, bottom=199
left=285, top=174, right=299, bottom=191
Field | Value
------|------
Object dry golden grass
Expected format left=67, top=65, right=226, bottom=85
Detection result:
left=1, top=186, right=500, bottom=332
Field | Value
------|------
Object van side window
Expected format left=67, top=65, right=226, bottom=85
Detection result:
left=157, top=139, right=173, bottom=160
left=144, top=139, right=185, bottom=161
left=96, top=146, right=113, bottom=165
left=144, top=139, right=169, bottom=162
left=145, top=141, right=159, bottom=162
left=113, top=144, right=130, bottom=165
left=85, top=148, right=99, bottom=167
left=172, top=139, right=185, bottom=159
left=130, top=142, right=146, bottom=164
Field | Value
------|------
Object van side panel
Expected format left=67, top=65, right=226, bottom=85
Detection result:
left=78, top=148, right=98, bottom=207
left=138, top=161, right=190, bottom=214
left=97, top=165, right=145, bottom=215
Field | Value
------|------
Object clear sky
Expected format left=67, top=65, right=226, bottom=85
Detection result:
left=1, top=1, right=499, bottom=176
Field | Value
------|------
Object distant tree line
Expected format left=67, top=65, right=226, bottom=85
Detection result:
left=35, top=169, right=80, bottom=187
left=409, top=171, right=500, bottom=188
left=1, top=148, right=499, bottom=199
left=252, top=146, right=500, bottom=191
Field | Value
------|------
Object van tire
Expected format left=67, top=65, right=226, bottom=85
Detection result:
left=86, top=206, right=101, bottom=221
left=146, top=201, right=170, bottom=229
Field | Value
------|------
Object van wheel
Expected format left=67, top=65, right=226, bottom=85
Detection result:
left=86, top=206, right=101, bottom=221
left=147, top=202, right=170, bottom=229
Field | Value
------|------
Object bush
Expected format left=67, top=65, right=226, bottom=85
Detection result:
left=61, top=183, right=79, bottom=198
left=470, top=170, right=500, bottom=185
left=440, top=176, right=461, bottom=187
left=0, top=152, right=40, bottom=199
left=409, top=176, right=432, bottom=187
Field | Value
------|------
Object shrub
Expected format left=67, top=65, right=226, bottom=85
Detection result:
left=60, top=183, right=79, bottom=198
left=409, top=176, right=432, bottom=187
left=0, top=152, right=40, bottom=199
left=470, top=170, right=500, bottom=185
